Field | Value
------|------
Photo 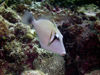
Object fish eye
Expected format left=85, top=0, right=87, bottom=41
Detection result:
left=55, top=34, right=60, bottom=41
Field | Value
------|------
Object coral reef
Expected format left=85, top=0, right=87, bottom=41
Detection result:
left=0, top=2, right=100, bottom=75
left=0, top=4, right=66, bottom=75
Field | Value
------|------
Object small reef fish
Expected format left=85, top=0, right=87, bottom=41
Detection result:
left=22, top=11, right=66, bottom=56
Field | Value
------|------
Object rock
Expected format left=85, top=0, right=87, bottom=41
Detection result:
left=77, top=4, right=100, bottom=17
left=84, top=12, right=96, bottom=17
left=96, top=12, right=100, bottom=18
left=0, top=16, right=9, bottom=37
left=33, top=50, right=65, bottom=75
left=0, top=15, right=15, bottom=27
left=3, top=40, right=24, bottom=63
left=25, top=29, right=36, bottom=40
left=25, top=33, right=34, bottom=40
left=88, top=16, right=96, bottom=21
left=97, top=34, right=100, bottom=42
left=94, top=20, right=100, bottom=32
left=59, top=18, right=100, bottom=74
left=85, top=70, right=100, bottom=75
left=14, top=23, right=36, bottom=41
left=0, top=6, right=21, bottom=23
left=21, top=70, right=46, bottom=75
left=14, top=4, right=28, bottom=13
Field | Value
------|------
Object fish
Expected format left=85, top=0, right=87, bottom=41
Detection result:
left=22, top=11, right=66, bottom=56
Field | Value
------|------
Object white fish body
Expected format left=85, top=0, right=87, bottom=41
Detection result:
left=22, top=11, right=66, bottom=56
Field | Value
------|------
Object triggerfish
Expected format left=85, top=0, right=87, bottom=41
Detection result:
left=22, top=11, right=66, bottom=56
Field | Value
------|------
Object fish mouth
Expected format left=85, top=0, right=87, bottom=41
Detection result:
left=61, top=54, right=66, bottom=56
left=60, top=51, right=66, bottom=56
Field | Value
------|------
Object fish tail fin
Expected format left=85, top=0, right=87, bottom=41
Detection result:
left=22, top=11, right=35, bottom=25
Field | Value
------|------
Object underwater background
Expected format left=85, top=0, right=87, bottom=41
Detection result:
left=0, top=0, right=100, bottom=75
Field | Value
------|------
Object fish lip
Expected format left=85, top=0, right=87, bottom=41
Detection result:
left=60, top=52, right=66, bottom=56
left=61, top=54, right=66, bottom=56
